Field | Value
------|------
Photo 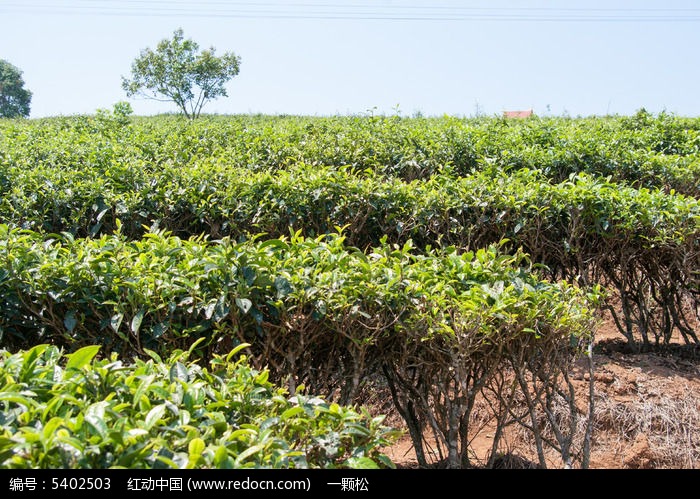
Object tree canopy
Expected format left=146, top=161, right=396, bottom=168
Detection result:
left=121, top=28, right=241, bottom=119
left=0, top=59, right=32, bottom=118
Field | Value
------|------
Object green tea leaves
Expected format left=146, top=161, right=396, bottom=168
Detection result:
left=65, top=345, right=100, bottom=371
left=0, top=345, right=398, bottom=468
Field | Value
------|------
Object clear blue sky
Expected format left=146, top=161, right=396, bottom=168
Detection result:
left=2, top=0, right=700, bottom=118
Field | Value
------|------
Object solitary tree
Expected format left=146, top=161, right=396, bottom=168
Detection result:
left=0, top=59, right=32, bottom=118
left=122, top=28, right=241, bottom=119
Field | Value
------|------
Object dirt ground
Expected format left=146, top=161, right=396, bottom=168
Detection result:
left=381, top=314, right=700, bottom=469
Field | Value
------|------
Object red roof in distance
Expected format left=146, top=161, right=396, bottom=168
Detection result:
left=503, top=109, right=534, bottom=119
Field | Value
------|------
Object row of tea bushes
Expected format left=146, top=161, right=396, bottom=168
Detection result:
left=2, top=161, right=695, bottom=347
left=2, top=109, right=699, bottom=193
left=0, top=227, right=600, bottom=467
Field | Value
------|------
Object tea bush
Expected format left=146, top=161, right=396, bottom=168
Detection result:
left=0, top=342, right=399, bottom=469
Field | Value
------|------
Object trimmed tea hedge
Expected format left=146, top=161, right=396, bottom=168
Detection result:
left=0, top=227, right=600, bottom=467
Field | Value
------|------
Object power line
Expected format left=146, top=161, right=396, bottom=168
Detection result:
left=4, top=1, right=700, bottom=21
left=21, top=0, right=700, bottom=11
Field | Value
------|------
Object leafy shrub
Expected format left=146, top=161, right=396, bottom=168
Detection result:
left=1, top=113, right=697, bottom=348
left=0, top=227, right=601, bottom=467
left=0, top=341, right=399, bottom=469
